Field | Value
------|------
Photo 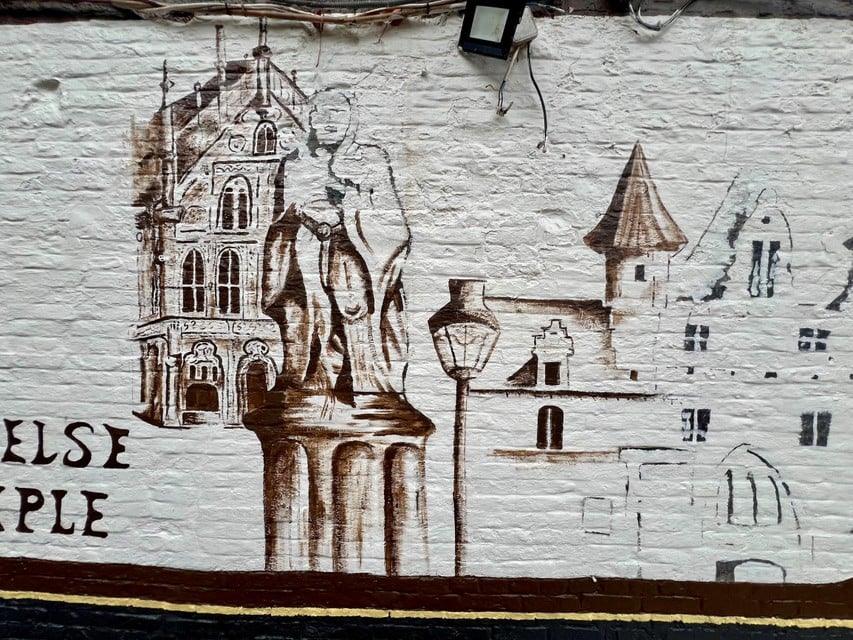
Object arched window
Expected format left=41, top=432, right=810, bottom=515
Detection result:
left=536, top=406, right=564, bottom=450
left=181, top=250, right=205, bottom=313
left=218, top=176, right=251, bottom=230
left=716, top=559, right=786, bottom=584
left=181, top=341, right=223, bottom=422
left=725, top=469, right=783, bottom=526
left=237, top=339, right=277, bottom=419
left=253, top=121, right=277, bottom=155
left=217, top=249, right=241, bottom=315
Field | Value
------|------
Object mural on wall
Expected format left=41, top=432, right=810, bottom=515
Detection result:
left=126, top=19, right=851, bottom=583
left=133, top=19, right=431, bottom=575
left=133, top=21, right=306, bottom=429
left=451, top=144, right=826, bottom=581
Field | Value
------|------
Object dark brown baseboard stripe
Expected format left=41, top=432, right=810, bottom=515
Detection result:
left=0, top=557, right=849, bottom=623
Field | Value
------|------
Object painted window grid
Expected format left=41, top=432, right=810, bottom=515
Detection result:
left=217, top=249, right=241, bottom=315
left=253, top=121, right=277, bottom=155
left=181, top=249, right=205, bottom=313
left=798, top=328, right=830, bottom=352
left=800, top=411, right=831, bottom=446
left=218, top=176, right=252, bottom=230
left=748, top=239, right=781, bottom=298
left=681, top=408, right=709, bottom=442
left=725, top=469, right=783, bottom=527
left=684, top=324, right=709, bottom=352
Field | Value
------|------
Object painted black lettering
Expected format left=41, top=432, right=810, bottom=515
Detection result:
left=16, top=488, right=44, bottom=533
left=63, top=422, right=93, bottom=468
left=81, top=491, right=108, bottom=538
left=103, top=424, right=130, bottom=469
left=2, top=419, right=25, bottom=464
left=32, top=420, right=58, bottom=465
left=50, top=490, right=75, bottom=535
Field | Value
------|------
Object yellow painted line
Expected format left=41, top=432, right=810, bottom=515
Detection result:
left=0, top=589, right=850, bottom=628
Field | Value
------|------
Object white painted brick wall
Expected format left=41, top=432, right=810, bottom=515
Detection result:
left=0, top=13, right=850, bottom=581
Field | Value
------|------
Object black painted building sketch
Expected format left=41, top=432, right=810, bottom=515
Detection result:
left=133, top=21, right=431, bottom=575
left=438, top=143, right=844, bottom=583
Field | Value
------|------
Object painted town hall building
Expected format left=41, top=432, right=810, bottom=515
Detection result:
left=133, top=22, right=307, bottom=427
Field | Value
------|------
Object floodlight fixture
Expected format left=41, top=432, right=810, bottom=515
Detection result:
left=458, top=0, right=527, bottom=60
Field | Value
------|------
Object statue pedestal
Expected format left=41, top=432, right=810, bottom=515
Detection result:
left=245, top=390, right=434, bottom=574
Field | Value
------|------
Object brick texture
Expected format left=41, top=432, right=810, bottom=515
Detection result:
left=0, top=5, right=851, bottom=633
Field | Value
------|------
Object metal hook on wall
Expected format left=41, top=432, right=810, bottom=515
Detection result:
left=628, top=0, right=698, bottom=32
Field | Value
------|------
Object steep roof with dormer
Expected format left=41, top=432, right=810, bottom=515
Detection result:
left=132, top=22, right=308, bottom=209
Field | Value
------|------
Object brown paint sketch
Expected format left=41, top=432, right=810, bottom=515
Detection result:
left=246, top=83, right=434, bottom=574
left=127, top=17, right=828, bottom=585
left=133, top=20, right=308, bottom=429
left=428, top=279, right=501, bottom=575
left=428, top=143, right=689, bottom=576
left=133, top=21, right=432, bottom=575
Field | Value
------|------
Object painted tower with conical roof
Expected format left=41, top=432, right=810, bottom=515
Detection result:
left=584, top=142, right=687, bottom=311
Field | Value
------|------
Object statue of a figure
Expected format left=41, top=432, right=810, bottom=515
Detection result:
left=246, top=90, right=433, bottom=575
left=261, top=89, right=410, bottom=405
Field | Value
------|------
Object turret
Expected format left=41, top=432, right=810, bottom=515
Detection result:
left=158, top=60, right=177, bottom=208
left=215, top=24, right=227, bottom=124
left=584, top=142, right=686, bottom=309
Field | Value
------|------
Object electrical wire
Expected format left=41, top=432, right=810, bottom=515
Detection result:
left=102, top=0, right=555, bottom=149
left=627, top=0, right=697, bottom=32
left=526, top=42, right=547, bottom=152
left=525, top=2, right=567, bottom=14
left=496, top=46, right=520, bottom=116
left=93, top=0, right=464, bottom=23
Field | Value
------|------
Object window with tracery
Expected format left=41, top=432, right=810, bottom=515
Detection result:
left=219, top=176, right=251, bottom=230
left=217, top=249, right=241, bottom=315
left=181, top=250, right=205, bottom=313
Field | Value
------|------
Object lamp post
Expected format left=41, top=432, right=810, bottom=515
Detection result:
left=429, top=279, right=500, bottom=576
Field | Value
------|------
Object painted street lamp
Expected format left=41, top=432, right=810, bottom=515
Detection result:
left=428, top=279, right=500, bottom=576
